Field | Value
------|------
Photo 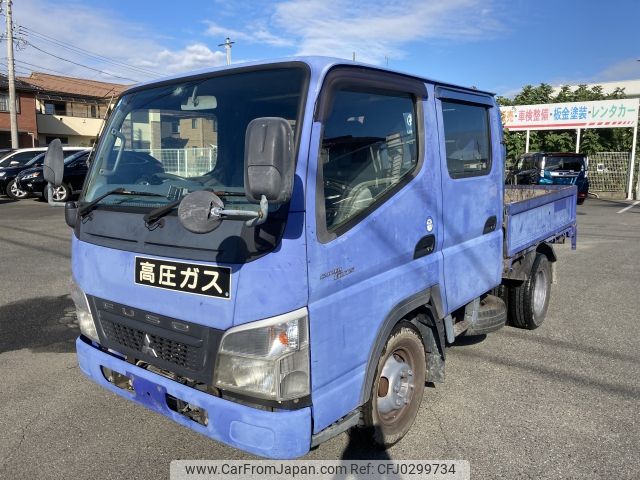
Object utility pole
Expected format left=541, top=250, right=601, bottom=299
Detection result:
left=5, top=0, right=18, bottom=148
left=218, top=37, right=234, bottom=66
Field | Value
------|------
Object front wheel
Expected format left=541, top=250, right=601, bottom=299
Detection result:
left=6, top=179, right=29, bottom=199
left=509, top=254, right=551, bottom=329
left=48, top=184, right=70, bottom=202
left=357, top=323, right=426, bottom=447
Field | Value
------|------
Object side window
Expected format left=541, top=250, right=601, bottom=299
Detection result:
left=442, top=101, right=491, bottom=178
left=321, top=88, right=418, bottom=230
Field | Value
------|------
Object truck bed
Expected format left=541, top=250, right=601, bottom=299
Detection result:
left=504, top=185, right=577, bottom=258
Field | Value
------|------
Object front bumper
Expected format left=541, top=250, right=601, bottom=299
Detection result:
left=16, top=178, right=44, bottom=195
left=76, top=337, right=312, bottom=459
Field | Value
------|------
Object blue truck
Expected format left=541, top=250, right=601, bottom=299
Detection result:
left=42, top=57, right=577, bottom=459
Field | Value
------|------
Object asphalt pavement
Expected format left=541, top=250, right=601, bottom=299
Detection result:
left=0, top=196, right=638, bottom=479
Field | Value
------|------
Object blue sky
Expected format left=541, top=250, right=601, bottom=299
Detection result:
left=9, top=0, right=640, bottom=96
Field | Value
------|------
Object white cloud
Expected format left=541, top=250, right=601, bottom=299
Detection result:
left=202, top=0, right=501, bottom=65
left=154, top=44, right=226, bottom=74
left=205, top=20, right=292, bottom=48
left=594, top=58, right=640, bottom=82
left=7, top=0, right=504, bottom=86
left=270, top=0, right=502, bottom=64
left=11, top=0, right=227, bottom=85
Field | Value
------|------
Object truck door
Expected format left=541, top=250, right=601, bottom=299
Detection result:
left=435, top=87, right=503, bottom=312
left=305, top=69, right=443, bottom=433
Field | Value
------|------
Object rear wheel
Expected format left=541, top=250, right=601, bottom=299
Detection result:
left=509, top=254, right=551, bottom=329
left=358, top=323, right=426, bottom=447
left=6, top=179, right=29, bottom=199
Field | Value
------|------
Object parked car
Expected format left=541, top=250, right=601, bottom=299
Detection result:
left=510, top=152, right=589, bottom=204
left=0, top=148, right=15, bottom=160
left=0, top=147, right=87, bottom=199
left=16, top=149, right=91, bottom=202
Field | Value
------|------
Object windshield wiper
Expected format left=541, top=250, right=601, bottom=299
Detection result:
left=79, top=188, right=168, bottom=217
left=143, top=190, right=245, bottom=225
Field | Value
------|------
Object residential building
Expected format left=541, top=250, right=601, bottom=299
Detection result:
left=0, top=74, right=38, bottom=148
left=17, top=72, right=129, bottom=147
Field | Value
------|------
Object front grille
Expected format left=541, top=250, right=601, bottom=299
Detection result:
left=89, top=296, right=223, bottom=384
left=101, top=319, right=200, bottom=371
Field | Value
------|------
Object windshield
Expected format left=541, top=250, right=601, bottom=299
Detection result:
left=544, top=156, right=584, bottom=172
left=83, top=66, right=307, bottom=211
left=64, top=150, right=90, bottom=165
left=26, top=153, right=46, bottom=166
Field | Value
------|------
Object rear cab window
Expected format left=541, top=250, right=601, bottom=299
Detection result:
left=441, top=101, right=491, bottom=178
left=543, top=156, right=585, bottom=172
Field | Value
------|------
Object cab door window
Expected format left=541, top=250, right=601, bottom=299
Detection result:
left=320, top=88, right=418, bottom=231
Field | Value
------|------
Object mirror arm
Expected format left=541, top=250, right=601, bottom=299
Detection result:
left=46, top=183, right=66, bottom=208
left=211, top=195, right=269, bottom=227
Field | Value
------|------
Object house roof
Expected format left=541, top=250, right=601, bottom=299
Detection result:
left=17, top=72, right=130, bottom=99
left=0, top=73, right=38, bottom=92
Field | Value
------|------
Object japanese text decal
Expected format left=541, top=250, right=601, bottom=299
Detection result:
left=135, top=257, right=231, bottom=299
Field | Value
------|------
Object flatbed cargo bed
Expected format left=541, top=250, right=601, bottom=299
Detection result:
left=504, top=185, right=577, bottom=259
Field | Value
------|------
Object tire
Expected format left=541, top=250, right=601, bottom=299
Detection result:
left=357, top=323, right=426, bottom=447
left=49, top=183, right=70, bottom=202
left=577, top=198, right=585, bottom=205
left=465, top=294, right=507, bottom=335
left=509, top=254, right=551, bottom=329
left=6, top=179, right=29, bottom=199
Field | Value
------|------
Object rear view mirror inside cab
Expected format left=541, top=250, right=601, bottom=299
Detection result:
left=180, top=86, right=217, bottom=111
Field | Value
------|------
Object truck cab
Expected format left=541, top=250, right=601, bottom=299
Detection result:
left=43, top=57, right=575, bottom=459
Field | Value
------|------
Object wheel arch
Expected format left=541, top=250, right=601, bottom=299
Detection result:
left=359, top=286, right=446, bottom=405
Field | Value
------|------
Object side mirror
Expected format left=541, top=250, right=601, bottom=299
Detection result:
left=244, top=117, right=294, bottom=204
left=43, top=139, right=64, bottom=186
left=43, top=139, right=65, bottom=208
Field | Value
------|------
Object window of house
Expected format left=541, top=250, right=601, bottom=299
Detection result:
left=0, top=94, right=20, bottom=113
left=90, top=105, right=97, bottom=118
left=320, top=88, right=418, bottom=230
left=192, top=118, right=198, bottom=129
left=442, top=101, right=491, bottom=178
left=44, top=102, right=66, bottom=115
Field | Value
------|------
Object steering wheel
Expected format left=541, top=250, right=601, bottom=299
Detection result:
left=323, top=178, right=350, bottom=225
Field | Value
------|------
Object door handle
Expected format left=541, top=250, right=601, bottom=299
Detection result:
left=414, top=234, right=436, bottom=259
left=483, top=215, right=497, bottom=234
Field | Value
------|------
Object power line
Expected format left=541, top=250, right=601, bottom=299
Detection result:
left=17, top=25, right=162, bottom=78
left=7, top=58, right=129, bottom=93
left=24, top=41, right=141, bottom=82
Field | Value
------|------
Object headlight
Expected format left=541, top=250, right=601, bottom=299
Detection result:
left=214, top=308, right=310, bottom=402
left=70, top=277, right=99, bottom=342
left=22, top=171, right=41, bottom=180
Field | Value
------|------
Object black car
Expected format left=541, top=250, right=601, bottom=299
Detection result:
left=509, top=152, right=590, bottom=204
left=17, top=150, right=91, bottom=202
left=0, top=147, right=87, bottom=199
left=17, top=149, right=166, bottom=202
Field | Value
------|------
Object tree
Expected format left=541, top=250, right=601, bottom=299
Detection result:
left=498, top=83, right=637, bottom=163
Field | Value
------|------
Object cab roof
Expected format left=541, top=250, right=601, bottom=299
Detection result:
left=124, top=56, right=495, bottom=98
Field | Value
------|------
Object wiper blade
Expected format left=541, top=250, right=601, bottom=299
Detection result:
left=79, top=188, right=167, bottom=217
left=143, top=190, right=244, bottom=225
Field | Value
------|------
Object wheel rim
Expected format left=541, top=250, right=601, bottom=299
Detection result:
left=52, top=186, right=67, bottom=201
left=533, top=269, right=548, bottom=317
left=10, top=181, right=27, bottom=198
left=376, top=347, right=416, bottom=424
